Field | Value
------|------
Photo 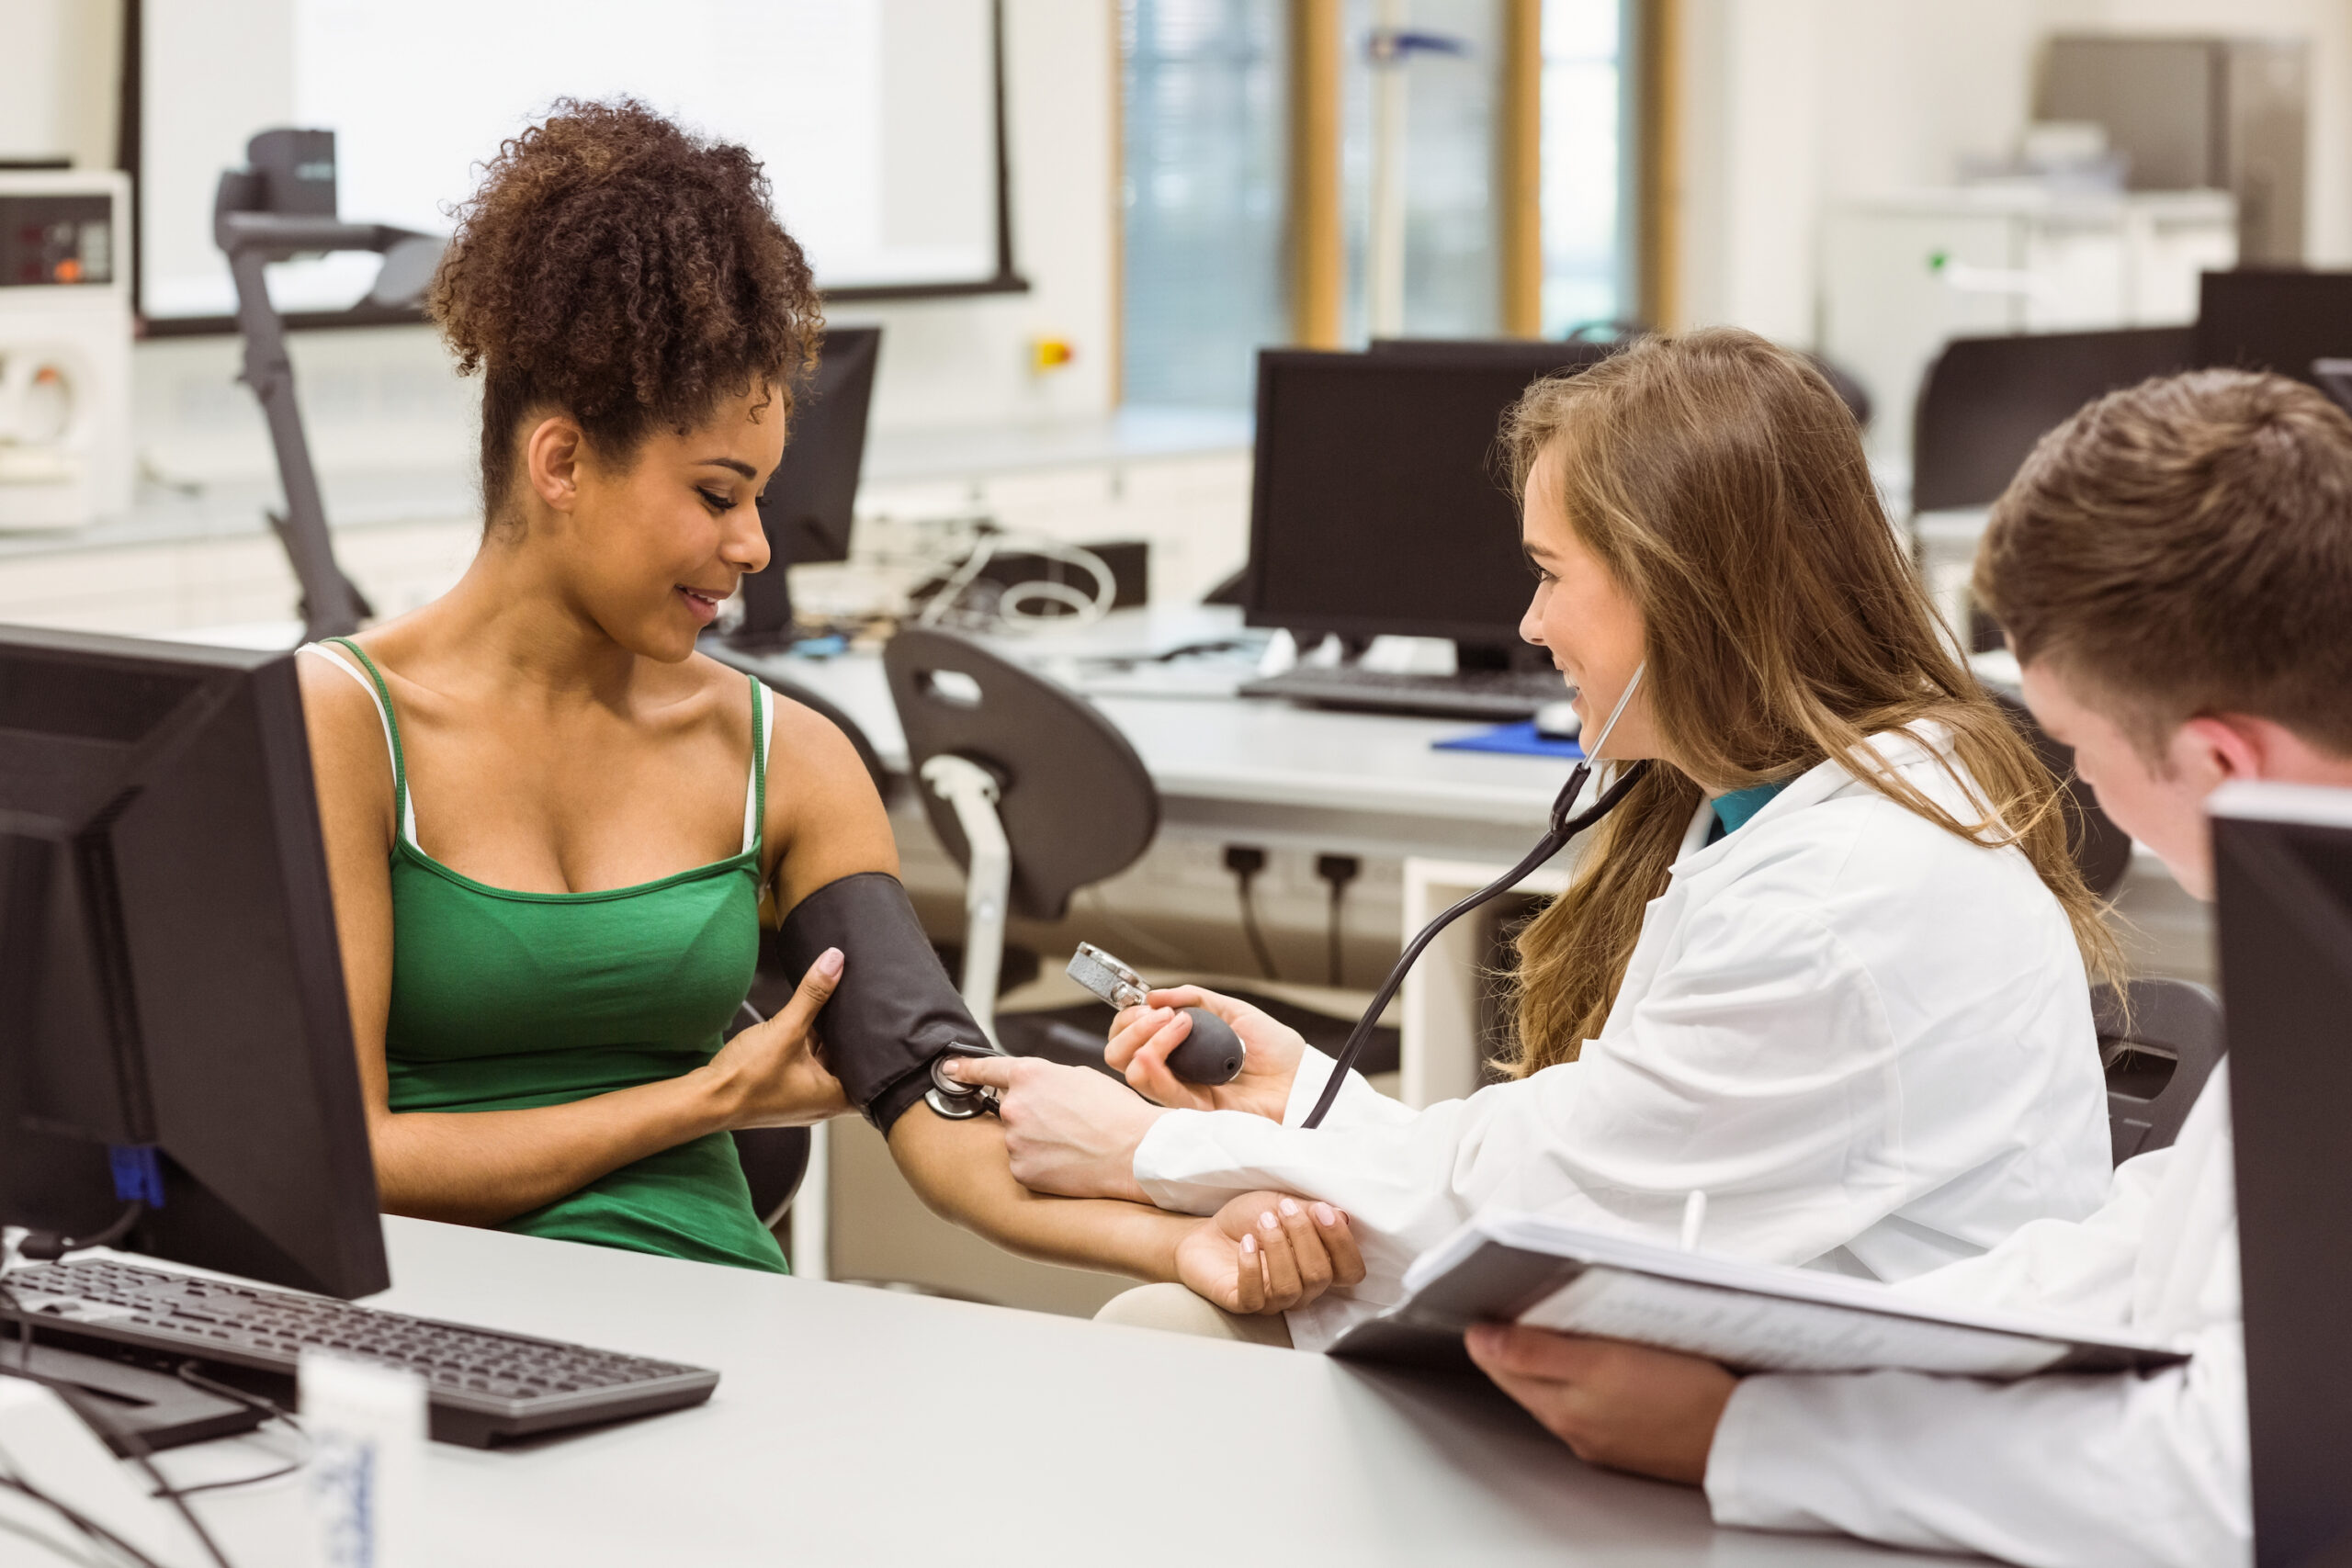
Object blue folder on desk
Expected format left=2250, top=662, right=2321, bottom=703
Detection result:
left=1431, top=721, right=1585, bottom=760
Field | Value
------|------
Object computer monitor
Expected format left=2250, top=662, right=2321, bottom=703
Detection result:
left=1367, top=337, right=1615, bottom=376
left=1246, top=348, right=1598, bottom=652
left=1911, top=326, right=2197, bottom=513
left=2210, top=781, right=2352, bottom=1567
left=729, top=324, right=883, bottom=649
left=0, top=626, right=388, bottom=1300
left=2196, top=270, right=2352, bottom=389
left=2311, top=358, right=2352, bottom=418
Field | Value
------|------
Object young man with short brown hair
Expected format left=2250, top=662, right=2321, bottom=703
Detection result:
left=1464, top=368, right=2352, bottom=1568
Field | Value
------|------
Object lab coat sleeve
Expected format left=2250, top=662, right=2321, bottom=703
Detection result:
left=1704, top=1321, right=2250, bottom=1568
left=1133, top=890, right=1927, bottom=1345
left=1278, top=1047, right=1419, bottom=1130
left=1886, top=1142, right=2171, bottom=1325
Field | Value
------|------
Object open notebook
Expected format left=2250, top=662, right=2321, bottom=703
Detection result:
left=1328, top=1210, right=2192, bottom=1379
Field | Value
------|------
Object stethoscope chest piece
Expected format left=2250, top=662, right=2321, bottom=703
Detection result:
left=924, top=1055, right=1001, bottom=1120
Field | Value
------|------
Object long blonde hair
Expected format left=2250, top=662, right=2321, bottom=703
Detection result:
left=1503, top=328, right=2119, bottom=1074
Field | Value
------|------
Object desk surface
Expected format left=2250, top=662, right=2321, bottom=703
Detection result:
left=178, top=1219, right=1961, bottom=1567
left=733, top=609, right=1575, bottom=863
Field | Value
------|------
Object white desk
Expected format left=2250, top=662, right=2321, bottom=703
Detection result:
left=732, top=610, right=1573, bottom=864
left=175, top=1218, right=1964, bottom=1566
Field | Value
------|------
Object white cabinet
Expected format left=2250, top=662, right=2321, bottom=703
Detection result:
left=1821, top=188, right=2235, bottom=470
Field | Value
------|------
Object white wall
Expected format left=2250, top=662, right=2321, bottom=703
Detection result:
left=839, top=0, right=1118, bottom=431
left=3, top=0, right=1115, bottom=491
left=0, top=0, right=119, bottom=171
left=1672, top=0, right=2352, bottom=342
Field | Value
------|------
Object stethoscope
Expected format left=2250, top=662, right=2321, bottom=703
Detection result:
left=1299, top=663, right=1652, bottom=1129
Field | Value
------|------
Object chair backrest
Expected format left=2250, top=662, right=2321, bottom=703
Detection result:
left=1911, top=326, right=2196, bottom=513
left=882, top=626, right=1159, bottom=921
left=1989, top=689, right=2136, bottom=899
left=725, top=1002, right=809, bottom=1230
left=2095, top=977, right=2224, bottom=1167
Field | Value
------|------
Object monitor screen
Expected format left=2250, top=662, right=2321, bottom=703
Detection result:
left=2196, top=270, right=2352, bottom=388
left=730, top=325, right=880, bottom=646
left=762, top=325, right=882, bottom=566
left=2211, top=780, right=2352, bottom=1567
left=1246, top=350, right=1589, bottom=646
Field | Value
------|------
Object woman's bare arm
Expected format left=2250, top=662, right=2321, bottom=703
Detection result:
left=302, top=656, right=842, bottom=1227
left=886, top=1108, right=1193, bottom=1278
left=761, top=699, right=1364, bottom=1306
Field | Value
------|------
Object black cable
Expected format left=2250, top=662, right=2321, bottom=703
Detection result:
left=1300, top=761, right=1651, bottom=1130
left=1315, top=855, right=1361, bottom=987
left=1223, top=846, right=1279, bottom=982
left=148, top=1367, right=307, bottom=1498
left=0, top=1472, right=166, bottom=1568
left=62, top=1389, right=235, bottom=1568
left=17, top=1202, right=146, bottom=1264
left=1, top=1275, right=33, bottom=1375
left=0, top=1261, right=234, bottom=1568
left=174, top=1366, right=300, bottom=1435
left=153, top=1460, right=300, bottom=1501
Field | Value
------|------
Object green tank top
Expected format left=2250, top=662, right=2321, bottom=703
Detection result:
left=312, top=637, right=787, bottom=1274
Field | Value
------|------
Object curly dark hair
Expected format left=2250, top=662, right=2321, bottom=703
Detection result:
left=428, top=99, right=822, bottom=521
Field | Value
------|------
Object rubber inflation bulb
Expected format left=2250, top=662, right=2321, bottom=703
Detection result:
left=1165, top=1008, right=1245, bottom=1085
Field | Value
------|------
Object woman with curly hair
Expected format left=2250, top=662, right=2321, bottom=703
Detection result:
left=298, top=100, right=1355, bottom=1313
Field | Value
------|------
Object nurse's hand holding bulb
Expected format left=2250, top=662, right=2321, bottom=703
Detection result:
left=1103, top=987, right=1306, bottom=1118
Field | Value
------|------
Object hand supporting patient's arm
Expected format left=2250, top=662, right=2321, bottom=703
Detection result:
left=887, top=1108, right=1363, bottom=1313
left=938, top=1055, right=1168, bottom=1201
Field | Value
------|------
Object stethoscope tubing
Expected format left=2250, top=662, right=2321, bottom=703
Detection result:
left=1298, top=755, right=1650, bottom=1129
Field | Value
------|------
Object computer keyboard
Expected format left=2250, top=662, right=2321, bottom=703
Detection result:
left=1238, top=664, right=1569, bottom=721
left=2, top=1257, right=718, bottom=1448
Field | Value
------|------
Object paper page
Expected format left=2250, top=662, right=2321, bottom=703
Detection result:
left=1519, top=1268, right=2070, bottom=1378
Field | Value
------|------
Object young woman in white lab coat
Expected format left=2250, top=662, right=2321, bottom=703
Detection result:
left=1462, top=365, right=2352, bottom=1568
left=946, top=327, right=2121, bottom=1348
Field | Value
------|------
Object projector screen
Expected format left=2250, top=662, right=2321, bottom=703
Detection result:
left=135, top=0, right=1013, bottom=324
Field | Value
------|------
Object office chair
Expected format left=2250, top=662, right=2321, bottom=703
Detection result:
left=1990, top=690, right=2135, bottom=899
left=2095, top=978, right=2223, bottom=1166
left=883, top=626, right=1400, bottom=1073
left=726, top=1002, right=810, bottom=1229
left=883, top=626, right=1158, bottom=1043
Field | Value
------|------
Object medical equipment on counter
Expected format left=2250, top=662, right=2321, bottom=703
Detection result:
left=0, top=171, right=131, bottom=530
left=1302, top=666, right=1652, bottom=1128
left=1067, top=942, right=1244, bottom=1085
left=214, top=128, right=446, bottom=639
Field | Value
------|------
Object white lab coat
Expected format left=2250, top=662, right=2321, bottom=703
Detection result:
left=1706, top=1066, right=2247, bottom=1568
left=1132, top=726, right=2114, bottom=1350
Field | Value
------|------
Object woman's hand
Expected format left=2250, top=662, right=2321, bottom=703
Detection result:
left=1173, top=1190, right=1367, bottom=1316
left=940, top=1055, right=1163, bottom=1201
left=700, top=949, right=853, bottom=1129
left=1107, top=987, right=1305, bottom=1121
left=1463, top=1325, right=1734, bottom=1485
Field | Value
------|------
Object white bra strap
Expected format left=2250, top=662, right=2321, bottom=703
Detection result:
left=299, top=643, right=419, bottom=848
left=742, top=682, right=775, bottom=856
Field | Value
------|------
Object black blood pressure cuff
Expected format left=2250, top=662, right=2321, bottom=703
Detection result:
left=777, top=871, right=998, bottom=1133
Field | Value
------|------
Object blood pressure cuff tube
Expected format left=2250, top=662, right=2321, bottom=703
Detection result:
left=776, top=871, right=998, bottom=1134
